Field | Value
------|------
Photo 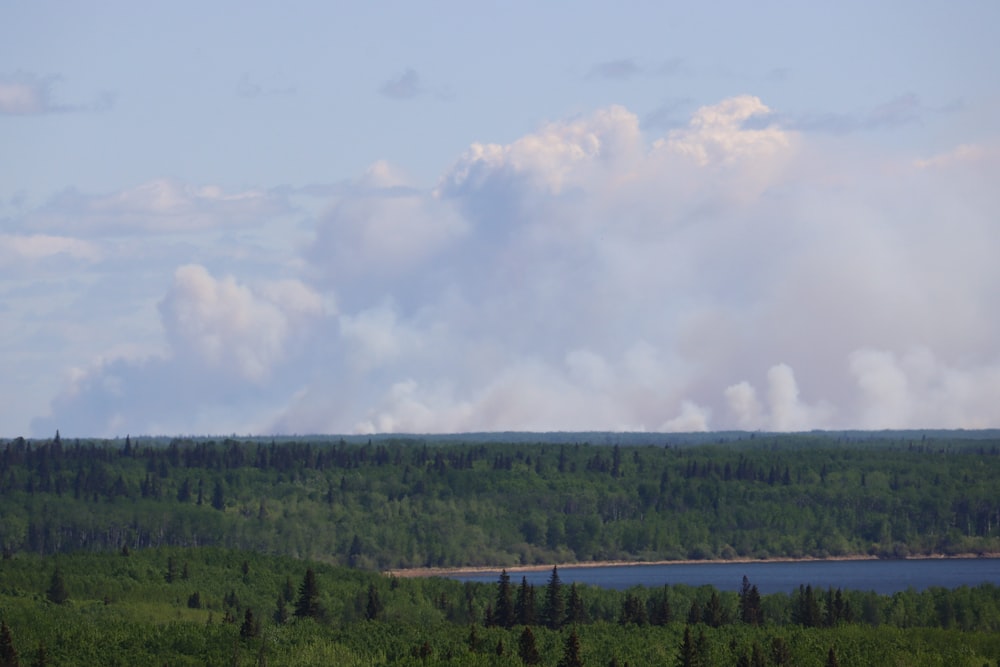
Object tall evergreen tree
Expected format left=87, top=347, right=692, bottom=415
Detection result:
left=515, top=576, right=537, bottom=625
left=365, top=583, right=382, bottom=621
left=0, top=621, right=18, bottom=667
left=29, top=642, right=45, bottom=667
left=565, top=583, right=587, bottom=625
left=739, top=576, right=762, bottom=626
left=211, top=479, right=225, bottom=510
left=294, top=568, right=321, bottom=620
left=677, top=625, right=702, bottom=667
left=517, top=627, right=541, bottom=665
left=46, top=569, right=68, bottom=605
left=556, top=628, right=583, bottom=667
left=240, top=608, right=259, bottom=639
left=494, top=569, right=514, bottom=628
left=543, top=566, right=565, bottom=630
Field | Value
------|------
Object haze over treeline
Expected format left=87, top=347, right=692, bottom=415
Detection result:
left=4, top=3, right=1000, bottom=437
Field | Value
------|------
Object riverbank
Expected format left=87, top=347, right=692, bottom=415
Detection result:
left=386, top=552, right=1000, bottom=579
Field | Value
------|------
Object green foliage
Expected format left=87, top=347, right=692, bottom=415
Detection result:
left=2, top=432, right=999, bottom=568
left=0, top=547, right=998, bottom=665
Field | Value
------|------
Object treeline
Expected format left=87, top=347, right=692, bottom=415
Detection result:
left=1, top=432, right=999, bottom=567
left=1, top=548, right=999, bottom=666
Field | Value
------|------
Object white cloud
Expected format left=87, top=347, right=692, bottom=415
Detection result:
left=0, top=233, right=102, bottom=264
left=440, top=105, right=642, bottom=197
left=656, top=95, right=791, bottom=166
left=27, top=96, right=1000, bottom=436
left=159, top=264, right=326, bottom=382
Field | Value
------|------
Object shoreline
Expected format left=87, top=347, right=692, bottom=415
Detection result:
left=386, top=552, right=1000, bottom=579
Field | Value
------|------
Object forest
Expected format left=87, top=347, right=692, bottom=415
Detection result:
left=1, top=546, right=998, bottom=666
left=1, top=430, right=999, bottom=665
left=1, top=431, right=998, bottom=567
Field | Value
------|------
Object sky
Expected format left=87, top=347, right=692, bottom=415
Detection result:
left=2, top=2, right=999, bottom=437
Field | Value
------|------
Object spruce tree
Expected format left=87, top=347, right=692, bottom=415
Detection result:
left=518, top=627, right=541, bottom=665
left=566, top=583, right=587, bottom=625
left=494, top=569, right=514, bottom=628
left=543, top=566, right=564, bottom=630
left=294, top=568, right=321, bottom=619
left=0, top=621, right=18, bottom=667
left=365, top=583, right=382, bottom=621
left=46, top=569, right=68, bottom=605
left=515, top=576, right=537, bottom=625
left=556, top=628, right=583, bottom=667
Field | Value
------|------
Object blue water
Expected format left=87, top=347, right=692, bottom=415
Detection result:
left=452, top=558, right=1000, bottom=594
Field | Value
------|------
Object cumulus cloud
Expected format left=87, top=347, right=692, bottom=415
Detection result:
left=159, top=264, right=327, bottom=382
left=31, top=95, right=1000, bottom=436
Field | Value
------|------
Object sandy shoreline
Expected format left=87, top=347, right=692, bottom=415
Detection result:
left=386, top=552, right=1000, bottom=579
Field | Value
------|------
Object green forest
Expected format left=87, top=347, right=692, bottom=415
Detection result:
left=1, top=431, right=998, bottom=566
left=1, top=547, right=998, bottom=666
left=1, top=430, right=999, bottom=664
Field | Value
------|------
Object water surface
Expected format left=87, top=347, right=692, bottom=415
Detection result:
left=452, top=558, right=1000, bottom=594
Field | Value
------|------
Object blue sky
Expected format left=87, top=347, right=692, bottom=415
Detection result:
left=2, top=2, right=999, bottom=436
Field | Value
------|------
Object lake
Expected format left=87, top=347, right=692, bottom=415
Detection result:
left=451, top=558, right=1000, bottom=594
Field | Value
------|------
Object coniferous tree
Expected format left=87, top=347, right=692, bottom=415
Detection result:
left=0, top=621, right=17, bottom=667
left=365, top=583, right=382, bottom=621
left=702, top=590, right=724, bottom=627
left=556, top=628, right=583, bottom=667
left=650, top=586, right=672, bottom=626
left=294, top=568, right=321, bottom=620
left=211, top=479, right=225, bottom=510
left=544, top=566, right=565, bottom=630
left=273, top=594, right=289, bottom=625
left=518, top=627, right=541, bottom=665
left=686, top=599, right=702, bottom=625
left=739, top=577, right=762, bottom=626
left=566, top=583, right=587, bottom=625
left=770, top=637, right=792, bottom=666
left=240, top=608, right=259, bottom=639
left=676, top=626, right=698, bottom=667
left=515, top=577, right=537, bottom=625
left=29, top=642, right=45, bottom=667
left=46, top=569, right=68, bottom=605
left=495, top=569, right=514, bottom=628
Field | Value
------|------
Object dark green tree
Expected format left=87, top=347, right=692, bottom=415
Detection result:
left=29, top=642, right=45, bottom=667
left=739, top=577, right=762, bottom=626
left=365, top=583, right=382, bottom=621
left=770, top=637, right=792, bottom=666
left=556, top=628, right=584, bottom=667
left=702, top=590, right=724, bottom=627
left=46, top=568, right=68, bottom=605
left=544, top=566, right=565, bottom=630
left=650, top=586, right=673, bottom=626
left=0, top=621, right=18, bottom=667
left=675, top=626, right=699, bottom=667
left=240, top=608, right=259, bottom=639
left=495, top=569, right=514, bottom=628
left=515, top=576, right=537, bottom=625
left=211, top=479, right=225, bottom=510
left=518, top=626, right=541, bottom=665
left=566, top=583, right=587, bottom=625
left=294, top=568, right=321, bottom=620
